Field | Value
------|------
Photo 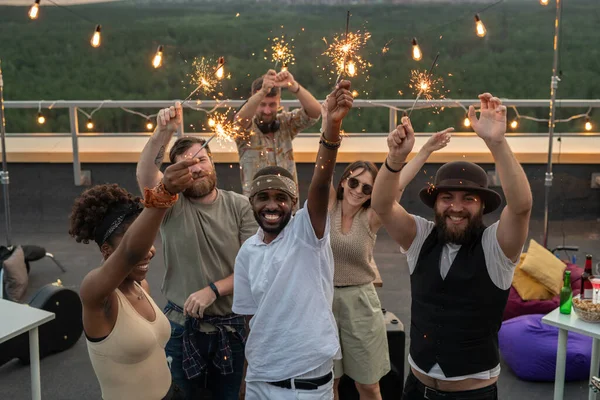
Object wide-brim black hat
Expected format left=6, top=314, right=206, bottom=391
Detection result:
left=418, top=161, right=502, bottom=214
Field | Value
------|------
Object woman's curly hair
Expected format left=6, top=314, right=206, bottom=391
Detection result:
left=69, top=184, right=141, bottom=245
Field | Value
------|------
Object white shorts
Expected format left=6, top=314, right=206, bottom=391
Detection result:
left=245, top=378, right=334, bottom=400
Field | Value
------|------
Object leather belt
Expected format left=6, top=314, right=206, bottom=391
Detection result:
left=267, top=371, right=333, bottom=390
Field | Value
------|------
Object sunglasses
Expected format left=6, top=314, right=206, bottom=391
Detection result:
left=347, top=177, right=373, bottom=195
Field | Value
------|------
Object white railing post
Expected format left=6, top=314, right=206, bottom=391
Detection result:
left=389, top=108, right=397, bottom=132
left=69, top=106, right=91, bottom=186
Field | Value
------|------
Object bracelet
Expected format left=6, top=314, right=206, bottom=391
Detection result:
left=384, top=157, right=404, bottom=173
left=319, top=133, right=342, bottom=150
left=290, top=84, right=301, bottom=94
left=209, top=282, right=220, bottom=299
left=142, top=181, right=178, bottom=208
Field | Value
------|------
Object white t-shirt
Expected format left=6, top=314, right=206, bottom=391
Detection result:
left=232, top=201, right=340, bottom=382
left=403, top=215, right=519, bottom=381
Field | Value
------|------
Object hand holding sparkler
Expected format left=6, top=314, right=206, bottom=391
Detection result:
left=156, top=101, right=182, bottom=134
left=468, top=93, right=507, bottom=144
left=387, top=117, right=415, bottom=163
left=275, top=70, right=299, bottom=92
left=324, top=80, right=354, bottom=126
left=260, top=69, right=278, bottom=95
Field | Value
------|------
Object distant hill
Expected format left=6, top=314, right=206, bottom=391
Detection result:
left=1, top=0, right=598, bottom=134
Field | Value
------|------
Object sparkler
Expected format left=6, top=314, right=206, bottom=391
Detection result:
left=322, top=12, right=371, bottom=84
left=184, top=57, right=226, bottom=102
left=270, top=35, right=295, bottom=70
left=408, top=53, right=440, bottom=117
left=191, top=109, right=242, bottom=158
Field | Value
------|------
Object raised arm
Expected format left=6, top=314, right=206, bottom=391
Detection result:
left=81, top=158, right=198, bottom=307
left=371, top=117, right=418, bottom=250
left=308, top=80, right=353, bottom=239
left=275, top=70, right=321, bottom=119
left=468, top=93, right=532, bottom=261
left=136, top=102, right=182, bottom=193
left=235, top=70, right=277, bottom=130
left=369, top=128, right=452, bottom=231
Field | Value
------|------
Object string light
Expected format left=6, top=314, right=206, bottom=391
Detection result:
left=411, top=38, right=422, bottom=61
left=91, top=25, right=101, bottom=48
left=351, top=90, right=359, bottom=98
left=152, top=45, right=163, bottom=69
left=86, top=118, right=94, bottom=130
left=540, top=0, right=549, bottom=5
left=29, top=0, right=40, bottom=20
left=585, top=117, right=593, bottom=131
left=510, top=119, right=518, bottom=129
left=463, top=116, right=471, bottom=127
left=474, top=14, right=487, bottom=38
left=37, top=112, right=45, bottom=125
left=146, top=119, right=154, bottom=131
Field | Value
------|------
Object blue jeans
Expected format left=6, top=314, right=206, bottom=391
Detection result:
left=165, top=320, right=245, bottom=400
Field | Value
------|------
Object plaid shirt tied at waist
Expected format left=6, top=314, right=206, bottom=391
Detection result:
left=165, top=301, right=247, bottom=379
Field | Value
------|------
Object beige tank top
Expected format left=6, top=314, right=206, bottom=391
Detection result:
left=86, top=283, right=171, bottom=400
left=331, top=200, right=378, bottom=286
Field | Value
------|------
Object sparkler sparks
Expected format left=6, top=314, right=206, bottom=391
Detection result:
left=269, top=35, right=295, bottom=69
left=206, top=110, right=243, bottom=143
left=322, top=30, right=372, bottom=81
left=185, top=57, right=227, bottom=100
left=406, top=54, right=448, bottom=116
left=191, top=109, right=242, bottom=159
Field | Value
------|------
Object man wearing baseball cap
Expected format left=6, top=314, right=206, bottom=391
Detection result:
left=372, top=93, right=533, bottom=400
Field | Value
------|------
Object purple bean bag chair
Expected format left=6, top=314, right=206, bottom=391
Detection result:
left=503, top=263, right=583, bottom=321
left=499, top=314, right=591, bottom=381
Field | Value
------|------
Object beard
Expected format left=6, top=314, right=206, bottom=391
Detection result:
left=434, top=208, right=484, bottom=245
left=183, top=171, right=217, bottom=199
left=253, top=209, right=292, bottom=236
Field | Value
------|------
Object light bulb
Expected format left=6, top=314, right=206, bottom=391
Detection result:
left=540, top=0, right=549, bottom=5
left=37, top=112, right=45, bottom=125
left=152, top=45, right=163, bottom=68
left=91, top=25, right=101, bottom=48
left=208, top=118, right=216, bottom=128
left=216, top=65, right=224, bottom=79
left=463, top=116, right=471, bottom=127
left=146, top=120, right=154, bottom=131
left=346, top=60, right=356, bottom=77
left=216, top=56, right=225, bottom=80
left=585, top=118, right=593, bottom=131
left=86, top=118, right=94, bottom=130
left=474, top=14, right=486, bottom=38
left=29, top=0, right=40, bottom=20
left=351, top=90, right=359, bottom=98
left=510, top=119, right=518, bottom=129
left=411, top=37, right=422, bottom=61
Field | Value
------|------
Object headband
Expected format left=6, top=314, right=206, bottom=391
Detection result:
left=249, top=175, right=298, bottom=200
left=94, top=203, right=143, bottom=246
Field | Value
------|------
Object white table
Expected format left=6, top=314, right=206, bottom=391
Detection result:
left=0, top=299, right=55, bottom=400
left=542, top=307, right=600, bottom=400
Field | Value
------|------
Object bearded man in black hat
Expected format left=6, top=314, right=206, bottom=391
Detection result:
left=372, top=93, right=532, bottom=400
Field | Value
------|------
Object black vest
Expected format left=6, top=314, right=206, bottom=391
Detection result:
left=409, top=226, right=510, bottom=377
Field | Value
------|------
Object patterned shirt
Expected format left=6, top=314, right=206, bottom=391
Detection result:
left=236, top=108, right=318, bottom=197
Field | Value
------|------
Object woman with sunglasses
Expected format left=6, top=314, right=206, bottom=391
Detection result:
left=326, top=113, right=453, bottom=400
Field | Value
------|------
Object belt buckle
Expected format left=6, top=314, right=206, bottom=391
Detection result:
left=424, top=386, right=442, bottom=399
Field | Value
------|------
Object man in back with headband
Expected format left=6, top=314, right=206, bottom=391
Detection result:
left=233, top=80, right=354, bottom=399
left=137, top=101, right=258, bottom=399
left=235, top=69, right=321, bottom=200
